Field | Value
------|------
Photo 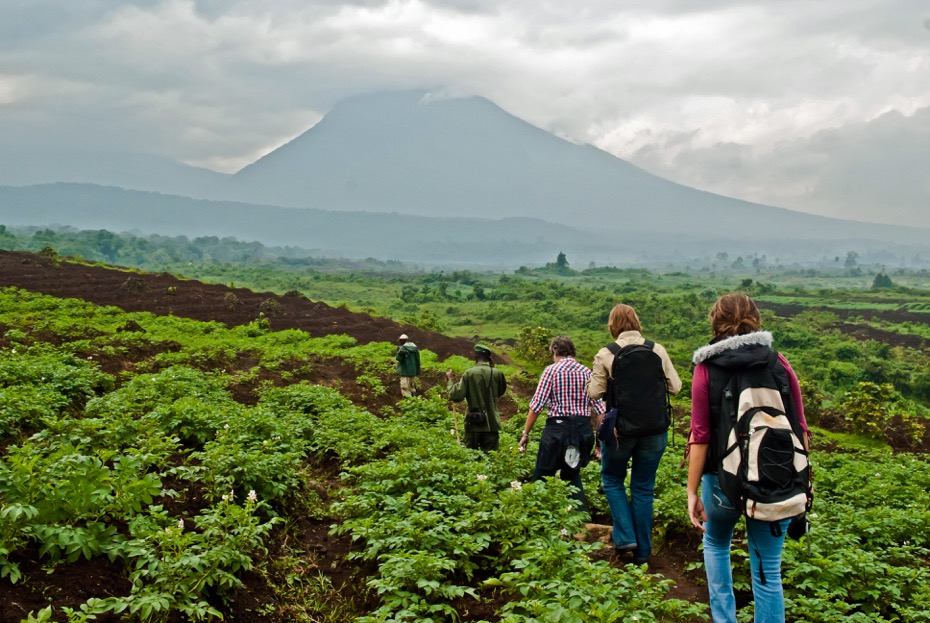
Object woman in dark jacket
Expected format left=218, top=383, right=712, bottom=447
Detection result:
left=687, top=293, right=810, bottom=623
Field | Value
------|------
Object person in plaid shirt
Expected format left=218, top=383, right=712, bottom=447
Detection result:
left=518, top=336, right=605, bottom=513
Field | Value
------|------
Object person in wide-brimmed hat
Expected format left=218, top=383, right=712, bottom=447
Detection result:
left=447, top=344, right=507, bottom=452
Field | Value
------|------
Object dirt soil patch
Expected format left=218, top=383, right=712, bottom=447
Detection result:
left=0, top=250, right=485, bottom=362
left=758, top=301, right=930, bottom=350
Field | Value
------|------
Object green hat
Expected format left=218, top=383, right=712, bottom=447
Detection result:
left=474, top=344, right=492, bottom=354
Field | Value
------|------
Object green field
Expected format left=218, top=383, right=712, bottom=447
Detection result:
left=3, top=230, right=930, bottom=621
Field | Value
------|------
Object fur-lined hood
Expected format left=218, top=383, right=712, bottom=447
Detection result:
left=692, top=331, right=773, bottom=365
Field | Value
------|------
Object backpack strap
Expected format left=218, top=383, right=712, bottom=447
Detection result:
left=605, top=339, right=655, bottom=358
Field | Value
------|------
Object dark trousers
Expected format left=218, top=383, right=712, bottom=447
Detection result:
left=464, top=430, right=499, bottom=452
left=531, top=417, right=594, bottom=512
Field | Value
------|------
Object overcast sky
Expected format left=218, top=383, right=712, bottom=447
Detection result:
left=2, top=0, right=928, bottom=227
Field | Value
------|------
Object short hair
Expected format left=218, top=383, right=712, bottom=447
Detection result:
left=608, top=304, right=642, bottom=338
left=548, top=336, right=576, bottom=358
left=710, top=293, right=762, bottom=338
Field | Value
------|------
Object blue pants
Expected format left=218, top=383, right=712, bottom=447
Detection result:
left=600, top=432, right=667, bottom=561
left=702, top=474, right=789, bottom=623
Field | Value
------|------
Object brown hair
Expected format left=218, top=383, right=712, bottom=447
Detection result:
left=709, top=293, right=761, bottom=338
left=548, top=336, right=576, bottom=358
left=608, top=304, right=642, bottom=338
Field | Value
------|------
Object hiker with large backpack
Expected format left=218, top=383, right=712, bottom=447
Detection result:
left=587, top=303, right=682, bottom=565
left=687, top=293, right=811, bottom=623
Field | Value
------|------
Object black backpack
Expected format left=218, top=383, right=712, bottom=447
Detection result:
left=708, top=351, right=812, bottom=522
left=606, top=340, right=670, bottom=437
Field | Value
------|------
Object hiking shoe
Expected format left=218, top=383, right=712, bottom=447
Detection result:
left=610, top=544, right=638, bottom=563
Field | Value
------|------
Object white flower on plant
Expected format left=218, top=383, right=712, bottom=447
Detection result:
left=510, top=481, right=522, bottom=491
left=450, top=428, right=455, bottom=436
left=177, top=518, right=184, bottom=530
left=165, top=527, right=172, bottom=534
left=566, top=505, right=573, bottom=512
left=224, top=424, right=230, bottom=430
left=810, top=513, right=818, bottom=519
left=476, top=474, right=487, bottom=481
left=248, top=490, right=258, bottom=502
left=561, top=528, right=568, bottom=537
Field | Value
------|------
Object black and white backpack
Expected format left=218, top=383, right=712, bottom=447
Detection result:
left=708, top=351, right=811, bottom=522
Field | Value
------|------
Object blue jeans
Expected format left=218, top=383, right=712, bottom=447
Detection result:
left=702, top=474, right=789, bottom=623
left=600, top=431, right=667, bottom=561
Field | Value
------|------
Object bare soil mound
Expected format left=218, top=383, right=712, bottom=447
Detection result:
left=0, top=250, right=480, bottom=361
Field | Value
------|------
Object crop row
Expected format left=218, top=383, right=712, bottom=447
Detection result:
left=2, top=287, right=930, bottom=621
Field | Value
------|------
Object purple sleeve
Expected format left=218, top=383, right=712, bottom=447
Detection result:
left=690, top=364, right=711, bottom=444
left=778, top=354, right=809, bottom=433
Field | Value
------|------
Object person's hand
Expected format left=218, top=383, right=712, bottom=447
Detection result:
left=445, top=369, right=454, bottom=380
left=594, top=445, right=602, bottom=460
left=518, top=433, right=529, bottom=453
left=688, top=492, right=706, bottom=532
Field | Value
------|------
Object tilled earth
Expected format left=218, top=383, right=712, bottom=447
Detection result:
left=0, top=249, right=481, bottom=361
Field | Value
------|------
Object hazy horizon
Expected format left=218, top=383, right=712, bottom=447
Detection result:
left=1, top=1, right=928, bottom=228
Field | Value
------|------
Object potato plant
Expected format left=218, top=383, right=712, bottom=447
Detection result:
left=3, top=271, right=930, bottom=622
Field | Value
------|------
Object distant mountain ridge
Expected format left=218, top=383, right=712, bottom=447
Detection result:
left=0, top=90, right=928, bottom=263
left=0, top=183, right=615, bottom=266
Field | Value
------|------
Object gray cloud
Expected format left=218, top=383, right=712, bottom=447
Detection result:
left=631, top=106, right=930, bottom=227
left=0, top=0, right=928, bottom=226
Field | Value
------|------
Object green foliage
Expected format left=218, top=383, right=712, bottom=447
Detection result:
left=491, top=538, right=707, bottom=623
left=0, top=346, right=113, bottom=436
left=5, top=247, right=930, bottom=621
left=515, top=326, right=555, bottom=367
left=871, top=272, right=893, bottom=289
left=800, top=379, right=824, bottom=426
left=780, top=451, right=930, bottom=622
left=90, top=498, right=277, bottom=622
left=838, top=381, right=925, bottom=445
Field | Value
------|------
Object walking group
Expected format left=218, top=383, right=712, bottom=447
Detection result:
left=396, top=293, right=811, bottom=623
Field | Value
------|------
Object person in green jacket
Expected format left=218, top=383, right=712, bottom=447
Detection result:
left=395, top=334, right=421, bottom=397
left=447, top=344, right=507, bottom=451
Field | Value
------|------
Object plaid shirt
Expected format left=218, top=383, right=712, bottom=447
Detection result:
left=529, top=357, right=606, bottom=418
